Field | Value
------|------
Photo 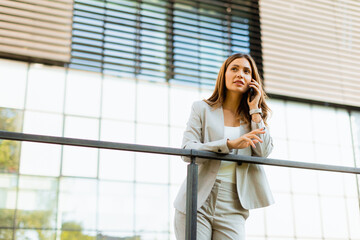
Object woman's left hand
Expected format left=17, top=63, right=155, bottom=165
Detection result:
left=247, top=78, right=261, bottom=109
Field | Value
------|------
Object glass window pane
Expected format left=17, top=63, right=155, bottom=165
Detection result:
left=0, top=229, right=13, bottom=240
left=60, top=230, right=96, bottom=240
left=169, top=156, right=186, bottom=185
left=23, top=111, right=63, bottom=136
left=351, top=111, right=360, bottom=146
left=312, top=106, right=337, bottom=144
left=137, top=82, right=168, bottom=125
left=20, top=142, right=61, bottom=176
left=263, top=165, right=291, bottom=193
left=135, top=183, right=169, bottom=232
left=314, top=143, right=341, bottom=165
left=317, top=171, right=345, bottom=197
left=59, top=178, right=97, bottom=231
left=170, top=126, right=183, bottom=148
left=288, top=140, right=316, bottom=163
left=291, top=168, right=318, bottom=195
left=343, top=174, right=358, bottom=197
left=100, top=119, right=135, bottom=143
left=136, top=153, right=168, bottom=184
left=136, top=123, right=168, bottom=147
left=293, top=195, right=322, bottom=238
left=26, top=64, right=65, bottom=113
left=64, top=116, right=99, bottom=140
left=16, top=176, right=58, bottom=229
left=336, top=109, right=352, bottom=147
left=169, top=85, right=199, bottom=127
left=246, top=208, right=265, bottom=237
left=99, top=149, right=134, bottom=181
left=268, top=138, right=288, bottom=160
left=0, top=108, right=23, bottom=173
left=0, top=59, right=27, bottom=109
left=62, top=146, right=98, bottom=178
left=267, top=99, right=287, bottom=139
left=286, top=102, right=313, bottom=141
left=65, top=69, right=102, bottom=117
left=102, top=76, right=136, bottom=121
left=16, top=230, right=56, bottom=240
left=346, top=197, right=360, bottom=238
left=320, top=196, right=349, bottom=238
left=0, top=174, right=17, bottom=228
left=98, top=181, right=134, bottom=231
left=266, top=193, right=294, bottom=237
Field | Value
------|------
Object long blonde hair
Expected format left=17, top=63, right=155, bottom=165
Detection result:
left=204, top=53, right=271, bottom=126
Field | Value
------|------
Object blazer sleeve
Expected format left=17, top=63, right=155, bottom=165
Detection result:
left=181, top=101, right=230, bottom=163
left=250, top=119, right=274, bottom=158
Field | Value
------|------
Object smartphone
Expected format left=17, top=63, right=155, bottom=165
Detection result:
left=249, top=87, right=254, bottom=97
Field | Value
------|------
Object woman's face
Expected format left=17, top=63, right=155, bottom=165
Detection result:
left=225, top=57, right=252, bottom=95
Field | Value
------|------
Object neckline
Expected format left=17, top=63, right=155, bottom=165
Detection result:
left=224, top=125, right=241, bottom=128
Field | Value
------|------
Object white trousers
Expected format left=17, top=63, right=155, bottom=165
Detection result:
left=174, top=179, right=249, bottom=240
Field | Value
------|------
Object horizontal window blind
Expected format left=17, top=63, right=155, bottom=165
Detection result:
left=260, top=0, right=360, bottom=107
left=71, top=0, right=262, bottom=86
left=0, top=0, right=73, bottom=64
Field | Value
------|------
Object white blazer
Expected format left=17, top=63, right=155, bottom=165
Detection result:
left=174, top=100, right=274, bottom=214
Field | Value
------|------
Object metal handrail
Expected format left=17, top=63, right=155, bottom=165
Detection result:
left=1, top=130, right=360, bottom=240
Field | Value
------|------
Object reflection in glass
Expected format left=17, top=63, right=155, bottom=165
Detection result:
left=0, top=108, right=23, bottom=173
left=60, top=230, right=96, bottom=240
left=59, top=178, right=97, bottom=231
left=0, top=174, right=17, bottom=230
left=16, top=176, right=58, bottom=231
left=16, top=230, right=56, bottom=240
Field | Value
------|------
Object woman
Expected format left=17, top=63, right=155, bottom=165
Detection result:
left=173, top=53, right=274, bottom=240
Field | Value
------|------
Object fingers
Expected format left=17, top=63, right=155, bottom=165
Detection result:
left=244, top=137, right=257, bottom=148
left=249, top=128, right=265, bottom=135
left=247, top=134, right=263, bottom=143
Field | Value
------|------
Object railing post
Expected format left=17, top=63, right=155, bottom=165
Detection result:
left=185, top=155, right=198, bottom=240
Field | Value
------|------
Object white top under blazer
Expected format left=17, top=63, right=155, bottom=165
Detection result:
left=217, top=126, right=242, bottom=183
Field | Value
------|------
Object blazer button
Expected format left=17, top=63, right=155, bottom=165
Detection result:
left=218, top=149, right=222, bottom=152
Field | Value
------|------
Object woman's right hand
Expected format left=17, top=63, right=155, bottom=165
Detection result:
left=227, top=128, right=265, bottom=149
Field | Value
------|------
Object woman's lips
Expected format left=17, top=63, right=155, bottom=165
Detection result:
left=234, top=80, right=244, bottom=86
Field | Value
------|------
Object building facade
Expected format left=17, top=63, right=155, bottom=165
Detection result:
left=0, top=0, right=359, bottom=239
